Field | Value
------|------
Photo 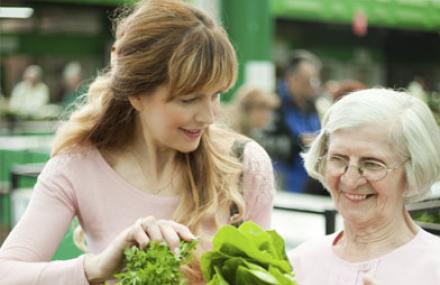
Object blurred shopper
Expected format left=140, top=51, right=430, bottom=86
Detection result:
left=289, top=88, right=440, bottom=285
left=330, top=79, right=366, bottom=102
left=228, top=85, right=279, bottom=139
left=407, top=75, right=429, bottom=102
left=262, top=50, right=322, bottom=193
left=8, top=65, right=50, bottom=117
left=61, top=61, right=87, bottom=108
left=0, top=1, right=275, bottom=284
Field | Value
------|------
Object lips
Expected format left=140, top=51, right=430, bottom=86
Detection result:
left=180, top=128, right=202, bottom=139
left=343, top=192, right=376, bottom=202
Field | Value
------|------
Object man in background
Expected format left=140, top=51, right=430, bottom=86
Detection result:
left=261, top=50, right=323, bottom=193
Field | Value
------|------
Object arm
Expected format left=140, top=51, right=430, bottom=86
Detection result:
left=0, top=155, right=90, bottom=285
left=241, top=141, right=275, bottom=229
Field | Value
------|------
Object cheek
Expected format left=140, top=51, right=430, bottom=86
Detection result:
left=159, top=106, right=190, bottom=128
left=325, top=174, right=340, bottom=194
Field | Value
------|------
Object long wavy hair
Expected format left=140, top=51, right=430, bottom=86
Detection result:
left=53, top=0, right=245, bottom=238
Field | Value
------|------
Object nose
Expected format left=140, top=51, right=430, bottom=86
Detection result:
left=195, top=99, right=216, bottom=125
left=340, top=165, right=366, bottom=189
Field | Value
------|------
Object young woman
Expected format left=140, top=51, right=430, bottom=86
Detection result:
left=0, top=1, right=275, bottom=284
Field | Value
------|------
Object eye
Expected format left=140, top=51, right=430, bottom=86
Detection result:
left=179, top=97, right=198, bottom=104
left=362, top=160, right=385, bottom=171
left=327, top=155, right=347, bottom=167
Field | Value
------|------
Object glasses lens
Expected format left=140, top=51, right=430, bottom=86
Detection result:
left=361, top=161, right=387, bottom=181
left=325, top=155, right=347, bottom=176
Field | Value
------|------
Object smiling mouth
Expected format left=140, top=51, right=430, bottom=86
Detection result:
left=180, top=128, right=202, bottom=139
left=343, top=192, right=376, bottom=202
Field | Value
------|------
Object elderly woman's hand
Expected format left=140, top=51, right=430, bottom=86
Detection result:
left=363, top=275, right=381, bottom=285
left=83, top=216, right=196, bottom=284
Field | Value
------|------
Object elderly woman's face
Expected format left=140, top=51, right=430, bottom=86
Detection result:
left=325, top=124, right=407, bottom=227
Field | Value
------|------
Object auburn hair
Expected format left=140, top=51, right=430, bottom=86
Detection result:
left=53, top=0, right=244, bottom=236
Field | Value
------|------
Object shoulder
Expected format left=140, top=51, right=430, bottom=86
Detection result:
left=209, top=124, right=273, bottom=177
left=411, top=229, right=440, bottom=259
left=288, top=234, right=336, bottom=265
left=242, top=140, right=273, bottom=175
left=40, top=146, right=99, bottom=179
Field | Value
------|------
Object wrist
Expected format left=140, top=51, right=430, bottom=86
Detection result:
left=84, top=253, right=105, bottom=284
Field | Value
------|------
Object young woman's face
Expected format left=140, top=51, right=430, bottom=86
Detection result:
left=324, top=124, right=407, bottom=228
left=134, top=84, right=222, bottom=153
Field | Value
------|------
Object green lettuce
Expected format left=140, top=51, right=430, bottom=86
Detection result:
left=113, top=239, right=198, bottom=285
left=201, top=221, right=299, bottom=285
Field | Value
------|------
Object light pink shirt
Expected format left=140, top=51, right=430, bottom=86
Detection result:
left=288, top=229, right=440, bottom=285
left=0, top=141, right=275, bottom=285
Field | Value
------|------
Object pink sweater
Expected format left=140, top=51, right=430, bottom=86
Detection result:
left=288, top=229, right=440, bottom=285
left=0, top=141, right=275, bottom=284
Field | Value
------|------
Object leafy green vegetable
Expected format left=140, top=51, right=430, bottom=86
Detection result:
left=113, top=239, right=198, bottom=285
left=201, top=221, right=299, bottom=285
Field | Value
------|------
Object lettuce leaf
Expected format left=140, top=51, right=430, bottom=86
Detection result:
left=201, top=221, right=299, bottom=285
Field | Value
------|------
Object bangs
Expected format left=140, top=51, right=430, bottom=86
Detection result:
left=167, top=27, right=237, bottom=98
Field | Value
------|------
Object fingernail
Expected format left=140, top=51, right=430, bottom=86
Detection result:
left=174, top=247, right=180, bottom=256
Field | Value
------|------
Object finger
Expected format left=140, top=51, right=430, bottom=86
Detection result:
left=168, top=221, right=196, bottom=241
left=136, top=216, right=155, bottom=228
left=130, top=224, right=150, bottom=250
left=158, top=222, right=181, bottom=251
left=145, top=221, right=163, bottom=241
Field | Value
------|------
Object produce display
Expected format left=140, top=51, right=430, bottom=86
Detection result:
left=201, top=221, right=299, bottom=285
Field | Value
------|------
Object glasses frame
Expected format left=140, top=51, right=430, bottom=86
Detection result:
left=318, top=154, right=409, bottom=182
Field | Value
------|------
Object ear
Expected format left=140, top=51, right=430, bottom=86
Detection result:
left=128, top=96, right=144, bottom=111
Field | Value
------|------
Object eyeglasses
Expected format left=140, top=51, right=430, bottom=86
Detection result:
left=319, top=154, right=408, bottom=182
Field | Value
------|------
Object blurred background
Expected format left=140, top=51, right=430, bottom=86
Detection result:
left=1, top=0, right=439, bottom=255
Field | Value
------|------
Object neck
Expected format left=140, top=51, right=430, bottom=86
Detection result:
left=336, top=209, right=418, bottom=262
left=130, top=119, right=177, bottom=181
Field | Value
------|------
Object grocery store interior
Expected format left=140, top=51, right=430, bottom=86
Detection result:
left=1, top=0, right=439, bottom=275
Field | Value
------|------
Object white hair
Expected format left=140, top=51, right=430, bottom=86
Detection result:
left=304, top=88, right=440, bottom=203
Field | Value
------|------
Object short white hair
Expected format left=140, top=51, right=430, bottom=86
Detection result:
left=304, top=88, right=440, bottom=203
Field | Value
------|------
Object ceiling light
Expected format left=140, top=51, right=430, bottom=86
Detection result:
left=0, top=7, right=34, bottom=19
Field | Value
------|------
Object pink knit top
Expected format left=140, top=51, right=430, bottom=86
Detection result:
left=0, top=141, right=275, bottom=284
left=289, top=229, right=440, bottom=285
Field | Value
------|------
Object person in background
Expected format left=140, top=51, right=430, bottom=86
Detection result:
left=0, top=1, right=275, bottom=284
left=8, top=65, right=50, bottom=117
left=407, top=75, right=429, bottom=103
left=330, top=79, right=366, bottom=102
left=289, top=88, right=440, bottom=285
left=262, top=50, right=322, bottom=193
left=61, top=61, right=87, bottom=108
left=227, top=85, right=279, bottom=140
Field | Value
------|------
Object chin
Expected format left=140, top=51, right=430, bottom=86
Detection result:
left=177, top=143, right=201, bottom=153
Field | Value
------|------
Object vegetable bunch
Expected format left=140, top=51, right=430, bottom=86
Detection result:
left=201, top=221, right=299, bottom=285
left=113, top=239, right=198, bottom=285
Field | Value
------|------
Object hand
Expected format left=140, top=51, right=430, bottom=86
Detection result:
left=84, top=216, right=195, bottom=283
left=363, top=275, right=381, bottom=285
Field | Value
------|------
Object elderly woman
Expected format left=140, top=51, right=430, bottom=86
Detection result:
left=288, top=88, right=440, bottom=285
